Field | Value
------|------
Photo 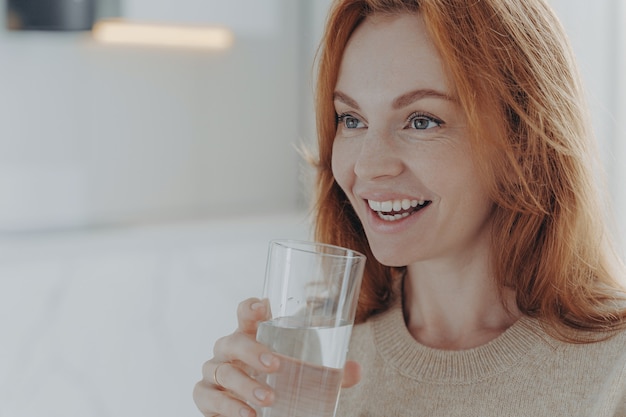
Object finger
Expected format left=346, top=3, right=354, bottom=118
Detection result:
left=193, top=379, right=257, bottom=417
left=342, top=360, right=362, bottom=388
left=204, top=361, right=275, bottom=408
left=213, top=333, right=280, bottom=374
left=237, top=298, right=270, bottom=335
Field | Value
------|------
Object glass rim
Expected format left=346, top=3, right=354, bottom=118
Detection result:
left=269, top=239, right=366, bottom=260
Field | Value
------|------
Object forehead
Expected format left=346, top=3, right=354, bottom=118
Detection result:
left=336, top=13, right=453, bottom=101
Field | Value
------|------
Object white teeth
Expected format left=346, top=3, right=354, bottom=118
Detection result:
left=367, top=198, right=427, bottom=221
left=378, top=212, right=411, bottom=221
left=369, top=200, right=382, bottom=211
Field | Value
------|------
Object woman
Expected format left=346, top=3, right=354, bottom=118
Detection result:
left=194, top=0, right=626, bottom=416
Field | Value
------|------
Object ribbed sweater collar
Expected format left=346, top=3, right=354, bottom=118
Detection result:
left=371, top=300, right=552, bottom=384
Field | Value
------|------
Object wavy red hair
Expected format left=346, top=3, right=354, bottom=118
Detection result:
left=312, top=0, right=626, bottom=340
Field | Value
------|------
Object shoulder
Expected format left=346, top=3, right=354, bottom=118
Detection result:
left=590, top=326, right=626, bottom=358
left=547, top=325, right=626, bottom=375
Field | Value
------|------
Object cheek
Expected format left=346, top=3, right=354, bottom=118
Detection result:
left=331, top=139, right=353, bottom=191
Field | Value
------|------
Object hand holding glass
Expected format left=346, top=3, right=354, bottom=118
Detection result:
left=255, top=240, right=366, bottom=417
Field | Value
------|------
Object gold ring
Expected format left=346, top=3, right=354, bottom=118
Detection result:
left=213, top=362, right=227, bottom=388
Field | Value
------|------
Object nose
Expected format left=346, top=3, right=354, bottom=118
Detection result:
left=353, top=130, right=404, bottom=180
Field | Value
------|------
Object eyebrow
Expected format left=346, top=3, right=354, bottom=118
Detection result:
left=392, top=89, right=454, bottom=109
left=333, top=89, right=454, bottom=110
left=333, top=91, right=361, bottom=110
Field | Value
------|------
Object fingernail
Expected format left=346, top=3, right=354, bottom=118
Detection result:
left=240, top=408, right=254, bottom=417
left=260, top=353, right=276, bottom=368
left=251, top=302, right=265, bottom=312
left=254, top=388, right=270, bottom=401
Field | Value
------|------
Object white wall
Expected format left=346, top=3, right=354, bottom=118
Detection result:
left=610, top=0, right=626, bottom=251
left=0, top=0, right=304, bottom=231
left=549, top=0, right=626, bottom=253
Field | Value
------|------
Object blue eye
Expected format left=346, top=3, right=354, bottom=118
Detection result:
left=408, top=113, right=443, bottom=130
left=337, top=114, right=364, bottom=129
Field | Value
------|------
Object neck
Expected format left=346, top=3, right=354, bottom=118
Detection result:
left=402, top=259, right=520, bottom=350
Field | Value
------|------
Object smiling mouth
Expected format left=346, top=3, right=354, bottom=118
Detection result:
left=368, top=199, right=431, bottom=221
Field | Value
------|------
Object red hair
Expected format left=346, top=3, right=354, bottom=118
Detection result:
left=312, top=0, right=626, bottom=340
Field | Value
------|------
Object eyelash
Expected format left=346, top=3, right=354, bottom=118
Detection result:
left=406, top=112, right=444, bottom=130
left=335, top=112, right=444, bottom=129
left=336, top=113, right=359, bottom=127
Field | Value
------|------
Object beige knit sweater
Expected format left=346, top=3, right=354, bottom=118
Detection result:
left=337, top=300, right=626, bottom=416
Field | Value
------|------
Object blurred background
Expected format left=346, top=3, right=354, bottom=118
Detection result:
left=0, top=1, right=624, bottom=416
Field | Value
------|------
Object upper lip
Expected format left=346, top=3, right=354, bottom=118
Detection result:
left=358, top=189, right=424, bottom=201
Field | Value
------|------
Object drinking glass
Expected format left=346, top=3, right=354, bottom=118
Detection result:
left=255, top=239, right=366, bottom=417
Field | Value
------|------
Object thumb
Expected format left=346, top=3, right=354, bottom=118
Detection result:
left=236, top=298, right=270, bottom=335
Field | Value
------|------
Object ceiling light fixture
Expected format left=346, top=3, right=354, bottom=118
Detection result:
left=92, top=19, right=234, bottom=50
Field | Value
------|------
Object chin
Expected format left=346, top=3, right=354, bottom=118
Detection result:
left=367, top=242, right=414, bottom=268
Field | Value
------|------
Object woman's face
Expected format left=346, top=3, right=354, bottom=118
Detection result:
left=332, top=13, right=494, bottom=268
